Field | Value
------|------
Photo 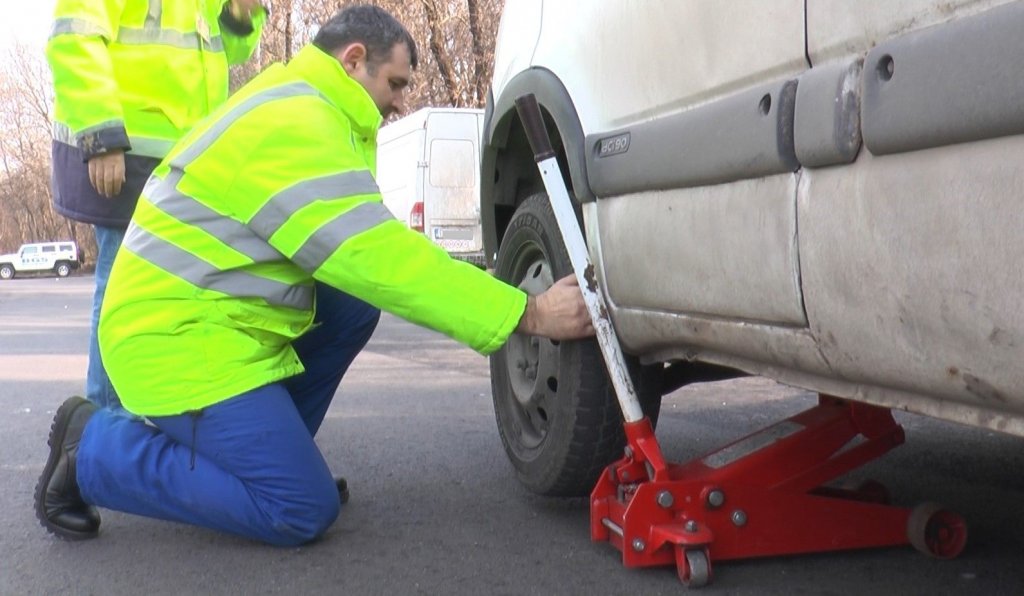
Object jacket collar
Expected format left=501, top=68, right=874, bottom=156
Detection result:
left=286, top=45, right=383, bottom=139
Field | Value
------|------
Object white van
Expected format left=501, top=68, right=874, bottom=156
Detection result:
left=0, top=241, right=81, bottom=279
left=482, top=0, right=1024, bottom=495
left=377, top=107, right=485, bottom=265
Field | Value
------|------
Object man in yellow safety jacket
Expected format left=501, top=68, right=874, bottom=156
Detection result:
left=47, top=0, right=266, bottom=412
left=35, top=5, right=594, bottom=546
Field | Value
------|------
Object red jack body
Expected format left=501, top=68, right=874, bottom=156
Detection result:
left=590, top=396, right=966, bottom=587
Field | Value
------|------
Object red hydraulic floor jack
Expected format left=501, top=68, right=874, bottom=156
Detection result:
left=590, top=395, right=966, bottom=587
left=513, top=95, right=967, bottom=588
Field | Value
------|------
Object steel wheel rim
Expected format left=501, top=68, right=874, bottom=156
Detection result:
left=502, top=241, right=561, bottom=449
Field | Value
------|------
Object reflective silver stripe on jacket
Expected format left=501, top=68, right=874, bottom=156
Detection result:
left=142, top=172, right=284, bottom=265
left=249, top=171, right=380, bottom=238
left=52, top=122, right=76, bottom=145
left=145, top=0, right=162, bottom=29
left=122, top=223, right=313, bottom=310
left=163, top=83, right=385, bottom=266
left=130, top=82, right=327, bottom=307
left=169, top=82, right=323, bottom=169
left=292, top=202, right=396, bottom=272
left=117, top=27, right=224, bottom=52
left=184, top=84, right=391, bottom=271
left=52, top=120, right=123, bottom=145
left=52, top=122, right=175, bottom=158
left=50, top=18, right=109, bottom=39
left=49, top=14, right=224, bottom=51
left=127, top=136, right=176, bottom=159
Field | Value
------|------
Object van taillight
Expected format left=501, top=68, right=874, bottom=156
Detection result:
left=410, top=201, right=424, bottom=233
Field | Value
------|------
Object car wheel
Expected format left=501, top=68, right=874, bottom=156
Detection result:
left=0, top=264, right=13, bottom=280
left=55, top=262, right=71, bottom=277
left=490, top=193, right=662, bottom=496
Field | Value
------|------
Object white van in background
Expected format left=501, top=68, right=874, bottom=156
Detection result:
left=377, top=107, right=485, bottom=266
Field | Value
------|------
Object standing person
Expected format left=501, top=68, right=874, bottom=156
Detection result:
left=34, top=5, right=595, bottom=546
left=46, top=0, right=267, bottom=410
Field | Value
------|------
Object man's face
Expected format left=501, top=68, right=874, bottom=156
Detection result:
left=350, top=42, right=413, bottom=121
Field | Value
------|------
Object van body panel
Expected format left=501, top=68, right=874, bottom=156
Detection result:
left=482, top=0, right=1024, bottom=436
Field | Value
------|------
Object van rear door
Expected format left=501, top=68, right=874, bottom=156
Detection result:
left=423, top=110, right=485, bottom=262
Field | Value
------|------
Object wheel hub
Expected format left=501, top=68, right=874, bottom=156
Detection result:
left=503, top=254, right=561, bottom=448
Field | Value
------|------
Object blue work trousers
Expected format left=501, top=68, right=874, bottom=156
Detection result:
left=86, top=225, right=125, bottom=409
left=77, top=283, right=380, bottom=546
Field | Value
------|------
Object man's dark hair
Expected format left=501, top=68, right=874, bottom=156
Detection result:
left=312, top=5, right=419, bottom=73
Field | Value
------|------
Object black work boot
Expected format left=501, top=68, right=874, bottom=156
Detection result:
left=336, top=477, right=350, bottom=505
left=34, top=396, right=101, bottom=540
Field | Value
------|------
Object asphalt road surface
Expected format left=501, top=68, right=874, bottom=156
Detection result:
left=2, top=276, right=1023, bottom=595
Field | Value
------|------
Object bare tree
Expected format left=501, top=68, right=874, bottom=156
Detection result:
left=390, top=0, right=503, bottom=110
left=420, top=0, right=461, bottom=106
left=231, top=0, right=329, bottom=91
left=230, top=0, right=504, bottom=111
left=465, top=0, right=490, bottom=105
left=0, top=43, right=90, bottom=255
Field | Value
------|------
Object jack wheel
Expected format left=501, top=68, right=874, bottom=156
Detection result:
left=675, top=547, right=711, bottom=588
left=907, top=502, right=967, bottom=559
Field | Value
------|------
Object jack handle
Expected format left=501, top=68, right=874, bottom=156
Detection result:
left=513, top=93, right=645, bottom=424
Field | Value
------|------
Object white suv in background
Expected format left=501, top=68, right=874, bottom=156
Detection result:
left=480, top=0, right=1024, bottom=496
left=0, top=241, right=81, bottom=279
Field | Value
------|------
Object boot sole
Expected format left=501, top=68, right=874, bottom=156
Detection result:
left=34, top=397, right=98, bottom=541
left=337, top=477, right=350, bottom=505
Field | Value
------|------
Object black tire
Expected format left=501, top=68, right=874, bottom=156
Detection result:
left=0, top=264, right=13, bottom=280
left=490, top=193, right=662, bottom=497
left=55, top=262, right=71, bottom=278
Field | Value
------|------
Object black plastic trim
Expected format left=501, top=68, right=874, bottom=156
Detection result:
left=483, top=67, right=593, bottom=202
left=481, top=68, right=593, bottom=267
left=795, top=59, right=863, bottom=167
left=586, top=78, right=800, bottom=197
left=862, top=1, right=1024, bottom=156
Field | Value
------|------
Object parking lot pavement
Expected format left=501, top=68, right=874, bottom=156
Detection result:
left=2, top=276, right=1023, bottom=594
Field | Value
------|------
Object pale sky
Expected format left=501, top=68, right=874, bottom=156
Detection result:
left=0, top=0, right=57, bottom=50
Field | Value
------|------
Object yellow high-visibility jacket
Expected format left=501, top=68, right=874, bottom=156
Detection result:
left=100, top=45, right=528, bottom=416
left=48, top=0, right=265, bottom=158
left=47, top=0, right=265, bottom=226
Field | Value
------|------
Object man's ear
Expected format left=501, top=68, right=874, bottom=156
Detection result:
left=337, top=43, right=367, bottom=75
